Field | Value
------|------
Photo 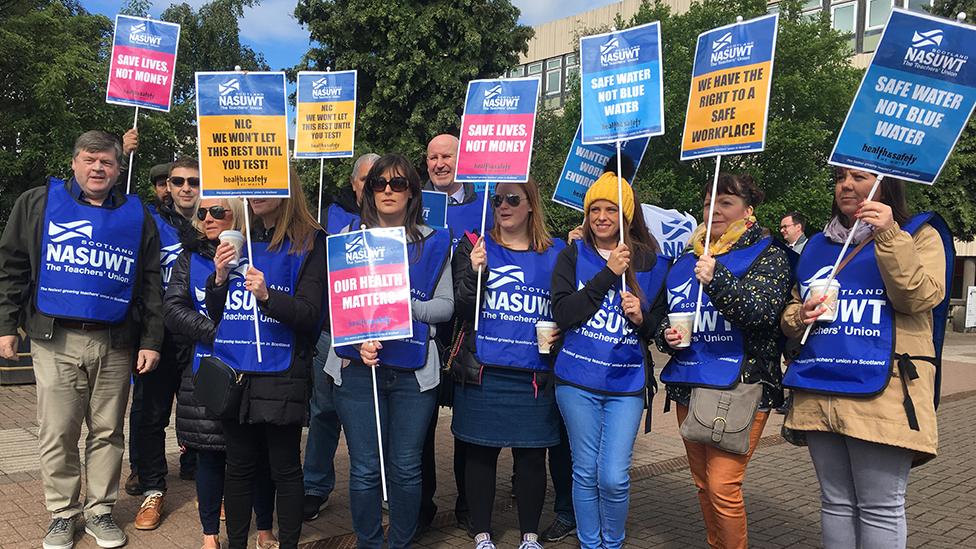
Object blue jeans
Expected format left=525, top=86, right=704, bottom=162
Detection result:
left=334, top=365, right=437, bottom=549
left=303, top=335, right=341, bottom=498
left=195, top=449, right=275, bottom=535
left=555, top=385, right=643, bottom=549
left=807, top=431, right=914, bottom=549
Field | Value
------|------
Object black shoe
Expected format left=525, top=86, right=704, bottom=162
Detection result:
left=302, top=494, right=328, bottom=522
left=124, top=470, right=143, bottom=496
left=455, top=511, right=476, bottom=539
left=540, top=517, right=576, bottom=543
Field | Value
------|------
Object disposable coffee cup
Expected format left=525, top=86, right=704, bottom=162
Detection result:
left=218, top=230, right=245, bottom=268
left=808, top=280, right=841, bottom=323
left=668, top=312, right=695, bottom=349
left=536, top=321, right=558, bottom=354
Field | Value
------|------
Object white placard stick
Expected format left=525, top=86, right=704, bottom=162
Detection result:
left=473, top=187, right=491, bottom=332
left=693, top=154, right=722, bottom=333
left=242, top=198, right=263, bottom=363
left=616, top=140, right=627, bottom=293
left=360, top=223, right=389, bottom=501
left=125, top=107, right=139, bottom=194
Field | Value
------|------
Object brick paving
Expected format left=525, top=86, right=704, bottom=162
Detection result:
left=1, top=333, right=974, bottom=548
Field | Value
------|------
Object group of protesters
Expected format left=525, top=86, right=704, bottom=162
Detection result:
left=0, top=127, right=951, bottom=549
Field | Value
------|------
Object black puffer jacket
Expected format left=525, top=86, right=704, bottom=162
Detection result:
left=164, top=236, right=224, bottom=451
left=205, top=228, right=327, bottom=426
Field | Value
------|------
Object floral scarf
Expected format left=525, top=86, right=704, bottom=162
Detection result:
left=690, top=215, right=756, bottom=256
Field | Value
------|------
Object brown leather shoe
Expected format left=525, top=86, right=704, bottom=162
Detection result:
left=135, top=492, right=164, bottom=530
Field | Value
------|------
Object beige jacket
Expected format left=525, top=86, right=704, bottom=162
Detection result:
left=782, top=222, right=946, bottom=462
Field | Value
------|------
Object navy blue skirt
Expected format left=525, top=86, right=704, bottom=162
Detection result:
left=451, top=367, right=560, bottom=448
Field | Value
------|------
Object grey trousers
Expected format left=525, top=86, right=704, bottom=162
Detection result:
left=32, top=327, right=132, bottom=519
left=807, top=431, right=914, bottom=549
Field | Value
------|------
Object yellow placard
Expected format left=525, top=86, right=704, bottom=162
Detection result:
left=294, top=100, right=356, bottom=157
left=681, top=60, right=771, bottom=155
left=199, top=114, right=290, bottom=197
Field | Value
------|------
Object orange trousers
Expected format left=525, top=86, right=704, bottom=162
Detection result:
left=676, top=404, right=769, bottom=549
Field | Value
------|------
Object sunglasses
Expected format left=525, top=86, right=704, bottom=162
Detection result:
left=196, top=206, right=228, bottom=221
left=169, top=176, right=200, bottom=188
left=491, top=193, right=522, bottom=208
left=368, top=176, right=410, bottom=193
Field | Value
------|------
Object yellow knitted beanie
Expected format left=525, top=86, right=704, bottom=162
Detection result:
left=583, top=172, right=635, bottom=223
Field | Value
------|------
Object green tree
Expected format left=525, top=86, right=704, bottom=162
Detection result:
left=293, top=0, right=534, bottom=199
left=532, top=0, right=865, bottom=239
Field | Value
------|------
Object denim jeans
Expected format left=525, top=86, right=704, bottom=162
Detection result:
left=195, top=449, right=275, bottom=535
left=807, top=431, right=914, bottom=549
left=334, top=365, right=437, bottom=549
left=303, top=335, right=341, bottom=498
left=555, top=385, right=643, bottom=549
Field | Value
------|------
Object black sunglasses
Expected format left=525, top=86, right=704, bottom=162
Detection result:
left=491, top=193, right=522, bottom=208
left=196, top=206, right=228, bottom=221
left=169, top=176, right=200, bottom=188
left=369, top=176, right=410, bottom=193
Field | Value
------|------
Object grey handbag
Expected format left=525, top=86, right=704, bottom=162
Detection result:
left=679, top=382, right=763, bottom=455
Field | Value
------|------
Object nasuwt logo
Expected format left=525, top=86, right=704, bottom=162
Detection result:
left=160, top=242, right=182, bottom=267
left=311, top=77, right=343, bottom=99
left=194, top=287, right=208, bottom=308
left=217, top=78, right=265, bottom=109
left=799, top=265, right=834, bottom=299
left=904, top=27, right=968, bottom=76
left=48, top=220, right=93, bottom=243
left=662, top=218, right=693, bottom=240
left=668, top=278, right=693, bottom=308
left=709, top=30, right=755, bottom=65
left=482, top=83, right=521, bottom=110
left=486, top=265, right=525, bottom=290
left=344, top=234, right=386, bottom=264
left=128, top=22, right=162, bottom=47
left=599, top=35, right=641, bottom=66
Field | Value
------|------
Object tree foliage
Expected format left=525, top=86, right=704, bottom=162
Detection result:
left=293, top=0, right=534, bottom=196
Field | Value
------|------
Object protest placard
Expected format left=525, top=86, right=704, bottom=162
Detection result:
left=106, top=15, right=180, bottom=112
left=327, top=228, right=413, bottom=347
left=580, top=22, right=665, bottom=144
left=421, top=190, right=448, bottom=229
left=552, top=122, right=649, bottom=211
left=294, top=70, right=357, bottom=159
left=831, top=8, right=976, bottom=184
left=196, top=71, right=291, bottom=198
left=456, top=78, right=540, bottom=183
left=642, top=204, right=697, bottom=259
left=681, top=14, right=778, bottom=160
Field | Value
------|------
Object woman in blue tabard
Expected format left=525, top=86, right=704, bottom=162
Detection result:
left=205, top=171, right=326, bottom=549
left=781, top=168, right=953, bottom=549
left=656, top=173, right=790, bottom=549
left=450, top=178, right=564, bottom=549
left=163, top=197, right=279, bottom=549
left=327, top=154, right=454, bottom=549
left=550, top=173, right=668, bottom=549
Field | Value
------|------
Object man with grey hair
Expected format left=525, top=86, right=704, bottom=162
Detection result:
left=0, top=130, right=163, bottom=549
left=301, top=152, right=377, bottom=522
left=320, top=152, right=378, bottom=234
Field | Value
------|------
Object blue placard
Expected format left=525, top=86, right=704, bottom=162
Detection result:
left=830, top=8, right=976, bottom=184
left=112, top=14, right=180, bottom=53
left=552, top=123, right=650, bottom=211
left=196, top=72, right=287, bottom=117
left=580, top=22, right=665, bottom=144
left=421, top=190, right=448, bottom=229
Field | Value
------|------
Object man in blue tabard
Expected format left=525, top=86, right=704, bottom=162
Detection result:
left=0, top=130, right=163, bottom=549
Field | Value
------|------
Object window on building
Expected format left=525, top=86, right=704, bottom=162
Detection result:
left=566, top=53, right=578, bottom=67
left=509, top=65, right=525, bottom=78
left=546, top=58, right=562, bottom=70
left=768, top=2, right=780, bottom=14
left=831, top=1, right=857, bottom=51
left=907, top=0, right=933, bottom=12
left=866, top=0, right=894, bottom=29
left=527, top=62, right=543, bottom=76
left=546, top=69, right=562, bottom=95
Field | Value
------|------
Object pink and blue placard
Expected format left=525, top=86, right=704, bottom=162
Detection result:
left=580, top=22, right=665, bottom=144
left=106, top=15, right=181, bottom=112
left=552, top=122, right=650, bottom=211
left=327, top=228, right=413, bottom=347
left=830, top=8, right=976, bottom=184
left=456, top=78, right=540, bottom=183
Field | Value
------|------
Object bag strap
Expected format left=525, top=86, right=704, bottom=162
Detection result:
left=834, top=234, right=876, bottom=277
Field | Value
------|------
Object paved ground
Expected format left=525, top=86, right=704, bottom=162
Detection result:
left=1, top=331, right=974, bottom=548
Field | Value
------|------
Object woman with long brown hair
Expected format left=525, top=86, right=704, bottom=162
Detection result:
left=205, top=168, right=326, bottom=549
left=450, top=178, right=564, bottom=549
left=550, top=173, right=669, bottom=549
